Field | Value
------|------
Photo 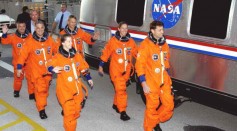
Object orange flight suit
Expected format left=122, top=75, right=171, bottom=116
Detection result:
left=48, top=47, right=91, bottom=131
left=60, top=28, right=95, bottom=58
left=17, top=34, right=59, bottom=112
left=163, top=43, right=170, bottom=69
left=135, top=37, right=174, bottom=131
left=1, top=33, right=34, bottom=94
left=100, top=36, right=137, bottom=113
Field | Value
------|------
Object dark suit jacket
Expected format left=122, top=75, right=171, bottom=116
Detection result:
left=26, top=19, right=48, bottom=33
left=16, top=12, right=31, bottom=24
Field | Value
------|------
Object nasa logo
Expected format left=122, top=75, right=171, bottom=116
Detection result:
left=64, top=65, right=71, bottom=72
left=116, top=48, right=122, bottom=54
left=17, top=43, right=22, bottom=48
left=35, top=49, right=41, bottom=55
left=152, top=0, right=183, bottom=29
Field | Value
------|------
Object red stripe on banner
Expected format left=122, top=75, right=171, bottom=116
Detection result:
left=80, top=22, right=96, bottom=27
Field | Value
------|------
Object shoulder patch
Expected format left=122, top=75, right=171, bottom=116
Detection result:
left=152, top=54, right=159, bottom=61
left=47, top=46, right=51, bottom=54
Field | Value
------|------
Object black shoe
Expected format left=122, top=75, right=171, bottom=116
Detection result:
left=154, top=124, right=162, bottom=131
left=14, top=91, right=20, bottom=98
left=39, top=109, right=48, bottom=119
left=61, top=110, right=64, bottom=116
left=29, top=93, right=35, bottom=100
left=120, top=111, right=130, bottom=121
left=112, top=104, right=119, bottom=113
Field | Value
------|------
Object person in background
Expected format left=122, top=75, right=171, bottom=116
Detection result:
left=48, top=34, right=93, bottom=131
left=1, top=21, right=33, bottom=99
left=26, top=9, right=48, bottom=33
left=98, top=21, right=137, bottom=121
left=51, top=3, right=71, bottom=33
left=16, top=6, right=31, bottom=23
left=135, top=20, right=174, bottom=131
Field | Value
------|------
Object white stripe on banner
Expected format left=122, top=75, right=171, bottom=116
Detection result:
left=80, top=24, right=95, bottom=31
left=167, top=39, right=237, bottom=57
left=0, top=60, right=14, bottom=73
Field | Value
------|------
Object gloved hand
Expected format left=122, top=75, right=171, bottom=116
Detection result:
left=88, top=80, right=93, bottom=90
left=98, top=66, right=104, bottom=77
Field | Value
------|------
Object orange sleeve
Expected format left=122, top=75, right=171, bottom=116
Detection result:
left=131, top=39, right=138, bottom=59
left=17, top=40, right=31, bottom=65
left=51, top=37, right=60, bottom=54
left=76, top=54, right=89, bottom=72
left=79, top=28, right=94, bottom=45
left=47, top=55, right=58, bottom=67
left=163, top=43, right=170, bottom=69
left=135, top=41, right=148, bottom=77
left=1, top=34, right=13, bottom=45
left=100, top=38, right=113, bottom=62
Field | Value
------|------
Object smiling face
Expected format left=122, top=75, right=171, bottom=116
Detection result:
left=30, top=10, right=39, bottom=22
left=118, top=23, right=128, bottom=37
left=17, top=23, right=26, bottom=34
left=67, top=17, right=77, bottom=30
left=151, top=25, right=164, bottom=39
left=62, top=36, right=72, bottom=51
left=35, top=22, right=45, bottom=37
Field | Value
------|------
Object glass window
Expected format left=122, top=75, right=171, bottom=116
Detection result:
left=116, top=0, right=145, bottom=26
left=190, top=0, right=232, bottom=39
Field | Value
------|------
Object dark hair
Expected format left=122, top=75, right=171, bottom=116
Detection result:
left=118, top=21, right=128, bottom=28
left=0, top=9, right=6, bottom=14
left=61, top=34, right=71, bottom=43
left=61, top=3, right=67, bottom=8
left=68, top=15, right=77, bottom=21
left=150, top=21, right=164, bottom=30
left=16, top=20, right=26, bottom=24
left=22, top=6, right=28, bottom=12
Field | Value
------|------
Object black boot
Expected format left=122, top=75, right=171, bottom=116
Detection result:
left=61, top=110, right=64, bottom=116
left=29, top=93, right=35, bottom=100
left=39, top=109, right=48, bottom=119
left=13, top=91, right=20, bottom=98
left=112, top=104, right=119, bottom=113
left=120, top=111, right=130, bottom=121
left=154, top=124, right=162, bottom=131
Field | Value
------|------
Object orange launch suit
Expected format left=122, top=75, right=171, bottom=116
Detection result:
left=135, top=37, right=174, bottom=131
left=48, top=47, right=92, bottom=131
left=17, top=34, right=58, bottom=112
left=1, top=33, right=34, bottom=94
left=100, top=36, right=137, bottom=113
